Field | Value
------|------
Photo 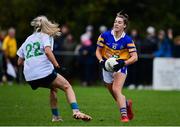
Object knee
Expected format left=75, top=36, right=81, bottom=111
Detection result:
left=112, top=86, right=124, bottom=97
left=62, top=81, right=72, bottom=91
left=112, top=86, right=120, bottom=93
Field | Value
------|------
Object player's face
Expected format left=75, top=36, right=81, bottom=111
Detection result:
left=113, top=17, right=126, bottom=32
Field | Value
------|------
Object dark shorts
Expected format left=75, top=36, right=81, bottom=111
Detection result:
left=27, top=70, right=57, bottom=90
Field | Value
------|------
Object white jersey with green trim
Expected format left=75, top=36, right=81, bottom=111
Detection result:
left=17, top=32, right=54, bottom=81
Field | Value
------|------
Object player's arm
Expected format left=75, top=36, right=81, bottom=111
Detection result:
left=96, top=37, right=109, bottom=71
left=125, top=39, right=138, bottom=65
left=17, top=45, right=25, bottom=66
left=96, top=35, right=104, bottom=62
left=44, top=46, right=60, bottom=68
left=96, top=46, right=107, bottom=71
left=96, top=46, right=103, bottom=62
left=113, top=39, right=138, bottom=71
left=113, top=52, right=138, bottom=72
left=17, top=57, right=24, bottom=66
left=124, top=52, right=138, bottom=66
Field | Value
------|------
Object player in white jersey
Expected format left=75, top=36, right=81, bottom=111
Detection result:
left=17, top=16, right=92, bottom=122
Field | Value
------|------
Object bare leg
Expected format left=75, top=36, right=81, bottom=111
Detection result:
left=112, top=72, right=127, bottom=109
left=50, top=88, right=58, bottom=109
left=50, top=88, right=63, bottom=122
left=111, top=72, right=129, bottom=122
left=106, top=84, right=116, bottom=101
left=52, top=74, right=77, bottom=104
left=51, top=74, right=92, bottom=121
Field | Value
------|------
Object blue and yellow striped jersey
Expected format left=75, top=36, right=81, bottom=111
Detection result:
left=97, top=30, right=137, bottom=60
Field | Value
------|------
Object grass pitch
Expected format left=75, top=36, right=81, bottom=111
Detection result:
left=0, top=83, right=180, bottom=126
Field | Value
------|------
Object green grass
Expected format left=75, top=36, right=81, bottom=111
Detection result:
left=0, top=84, right=180, bottom=126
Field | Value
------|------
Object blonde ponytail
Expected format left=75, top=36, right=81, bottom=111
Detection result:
left=31, top=16, right=61, bottom=37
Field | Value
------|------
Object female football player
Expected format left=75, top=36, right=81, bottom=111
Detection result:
left=96, top=11, right=138, bottom=122
left=17, top=16, right=92, bottom=122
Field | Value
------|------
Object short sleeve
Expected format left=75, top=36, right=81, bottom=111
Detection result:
left=42, top=34, right=51, bottom=48
left=126, top=37, right=137, bottom=53
left=97, top=34, right=105, bottom=47
left=17, top=46, right=25, bottom=58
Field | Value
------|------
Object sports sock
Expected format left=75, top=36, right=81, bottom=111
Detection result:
left=71, top=102, right=79, bottom=112
left=120, top=107, right=127, bottom=117
left=51, top=108, right=59, bottom=116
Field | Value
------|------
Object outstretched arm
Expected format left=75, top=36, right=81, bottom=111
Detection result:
left=45, top=46, right=60, bottom=68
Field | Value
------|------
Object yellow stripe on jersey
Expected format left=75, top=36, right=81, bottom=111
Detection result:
left=97, top=36, right=104, bottom=47
left=98, top=36, right=104, bottom=42
left=101, top=45, right=130, bottom=60
left=127, top=43, right=135, bottom=47
left=97, top=41, right=104, bottom=47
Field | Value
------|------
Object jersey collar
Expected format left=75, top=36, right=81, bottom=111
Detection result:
left=111, top=30, right=125, bottom=41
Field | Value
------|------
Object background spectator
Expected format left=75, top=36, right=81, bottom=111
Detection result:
left=99, top=25, right=107, bottom=34
left=54, top=25, right=70, bottom=68
left=153, top=30, right=172, bottom=57
left=77, top=25, right=96, bottom=86
left=167, top=28, right=173, bottom=41
left=2, top=27, right=17, bottom=84
left=141, top=26, right=158, bottom=54
left=54, top=25, right=70, bottom=52
left=172, top=36, right=180, bottom=58
left=0, top=30, right=6, bottom=83
left=127, top=29, right=142, bottom=88
left=61, top=34, right=77, bottom=80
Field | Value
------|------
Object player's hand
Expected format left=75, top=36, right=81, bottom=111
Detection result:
left=99, top=59, right=107, bottom=71
left=55, top=66, right=69, bottom=76
left=113, top=60, right=125, bottom=72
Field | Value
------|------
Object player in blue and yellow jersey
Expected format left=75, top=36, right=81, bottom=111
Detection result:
left=96, top=11, right=138, bottom=122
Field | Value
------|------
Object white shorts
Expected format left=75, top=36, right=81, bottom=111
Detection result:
left=102, top=66, right=127, bottom=84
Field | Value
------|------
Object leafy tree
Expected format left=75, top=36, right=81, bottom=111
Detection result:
left=0, top=0, right=179, bottom=44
